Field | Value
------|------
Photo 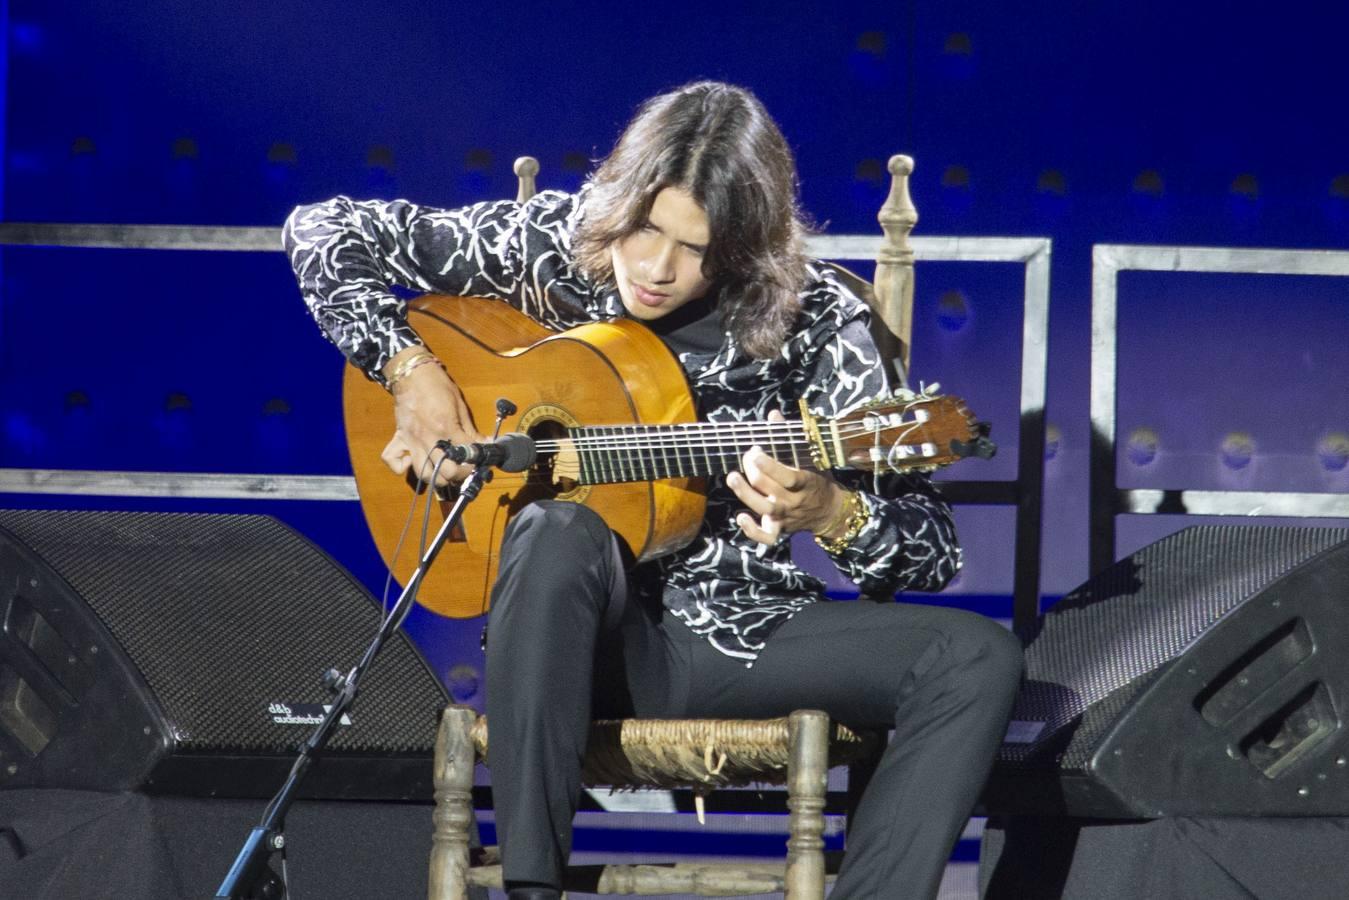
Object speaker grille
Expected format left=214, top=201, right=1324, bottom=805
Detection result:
left=0, top=509, right=446, bottom=756
left=1005, top=525, right=1349, bottom=769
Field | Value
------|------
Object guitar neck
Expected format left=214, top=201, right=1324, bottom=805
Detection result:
left=540, top=394, right=972, bottom=486
left=566, top=421, right=827, bottom=485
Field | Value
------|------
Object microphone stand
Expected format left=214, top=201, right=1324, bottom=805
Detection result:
left=214, top=408, right=513, bottom=899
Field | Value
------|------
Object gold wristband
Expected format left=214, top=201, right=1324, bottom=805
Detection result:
left=814, top=490, right=856, bottom=541
left=384, top=349, right=441, bottom=390
left=813, top=491, right=870, bottom=554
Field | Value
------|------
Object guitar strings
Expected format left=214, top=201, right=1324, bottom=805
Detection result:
left=523, top=417, right=941, bottom=483
left=535, top=419, right=920, bottom=438
left=529, top=419, right=941, bottom=453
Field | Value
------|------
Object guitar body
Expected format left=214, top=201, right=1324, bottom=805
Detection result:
left=344, top=295, right=706, bottom=619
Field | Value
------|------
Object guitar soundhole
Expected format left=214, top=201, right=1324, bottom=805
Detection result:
left=516, top=404, right=590, bottom=503
left=526, top=418, right=582, bottom=497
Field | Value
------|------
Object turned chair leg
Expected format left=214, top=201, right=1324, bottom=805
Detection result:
left=785, top=709, right=829, bottom=900
left=430, top=705, right=477, bottom=900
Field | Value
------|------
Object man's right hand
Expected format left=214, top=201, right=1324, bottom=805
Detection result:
left=381, top=346, right=486, bottom=487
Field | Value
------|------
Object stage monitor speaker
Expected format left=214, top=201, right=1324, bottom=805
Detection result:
left=0, top=508, right=449, bottom=800
left=985, top=524, right=1349, bottom=818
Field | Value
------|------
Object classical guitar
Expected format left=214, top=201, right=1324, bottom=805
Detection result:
left=344, top=295, right=987, bottom=619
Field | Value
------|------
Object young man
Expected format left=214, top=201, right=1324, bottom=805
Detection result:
left=285, top=81, right=1022, bottom=900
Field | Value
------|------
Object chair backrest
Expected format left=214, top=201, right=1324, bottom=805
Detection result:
left=870, top=154, right=917, bottom=388
left=513, top=155, right=539, bottom=203
left=510, top=153, right=918, bottom=387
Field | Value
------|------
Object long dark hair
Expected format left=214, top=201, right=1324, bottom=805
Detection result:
left=573, top=82, right=809, bottom=359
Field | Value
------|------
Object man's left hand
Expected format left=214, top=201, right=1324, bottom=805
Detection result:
left=726, top=410, right=848, bottom=547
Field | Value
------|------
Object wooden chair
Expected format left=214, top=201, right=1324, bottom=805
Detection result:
left=429, top=155, right=920, bottom=899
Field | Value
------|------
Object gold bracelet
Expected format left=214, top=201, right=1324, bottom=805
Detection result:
left=814, top=491, right=871, bottom=554
left=384, top=349, right=441, bottom=390
left=813, top=491, right=855, bottom=541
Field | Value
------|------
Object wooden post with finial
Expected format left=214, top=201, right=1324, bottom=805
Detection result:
left=514, top=156, right=539, bottom=203
left=872, top=154, right=917, bottom=385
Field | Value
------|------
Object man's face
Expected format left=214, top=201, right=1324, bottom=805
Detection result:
left=611, top=187, right=714, bottom=321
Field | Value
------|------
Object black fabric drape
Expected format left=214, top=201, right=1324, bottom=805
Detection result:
left=981, top=815, right=1349, bottom=900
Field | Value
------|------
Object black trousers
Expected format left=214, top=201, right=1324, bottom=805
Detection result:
left=485, top=501, right=1023, bottom=899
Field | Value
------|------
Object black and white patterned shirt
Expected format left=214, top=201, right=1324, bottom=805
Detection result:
left=284, top=189, right=961, bottom=664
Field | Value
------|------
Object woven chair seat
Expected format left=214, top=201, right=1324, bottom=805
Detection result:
left=469, top=714, right=879, bottom=791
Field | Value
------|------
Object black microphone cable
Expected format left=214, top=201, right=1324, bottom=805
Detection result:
left=378, top=444, right=447, bottom=626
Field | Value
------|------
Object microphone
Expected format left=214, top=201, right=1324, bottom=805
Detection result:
left=436, top=433, right=537, bottom=473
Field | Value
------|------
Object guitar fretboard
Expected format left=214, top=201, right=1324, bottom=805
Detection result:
left=568, top=423, right=820, bottom=485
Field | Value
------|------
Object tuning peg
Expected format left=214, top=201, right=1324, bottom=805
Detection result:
left=951, top=434, right=998, bottom=460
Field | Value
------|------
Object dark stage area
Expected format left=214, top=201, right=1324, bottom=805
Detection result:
left=980, top=816, right=1349, bottom=900
left=0, top=790, right=435, bottom=899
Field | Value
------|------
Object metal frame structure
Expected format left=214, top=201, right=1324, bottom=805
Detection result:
left=1090, top=243, right=1349, bottom=576
left=0, top=224, right=1052, bottom=632
left=816, top=234, right=1052, bottom=631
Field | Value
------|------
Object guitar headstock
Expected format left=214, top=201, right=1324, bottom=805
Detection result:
left=831, top=391, right=994, bottom=473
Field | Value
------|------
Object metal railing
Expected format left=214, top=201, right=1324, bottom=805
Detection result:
left=0, top=223, right=1052, bottom=630
left=1089, top=243, right=1349, bottom=574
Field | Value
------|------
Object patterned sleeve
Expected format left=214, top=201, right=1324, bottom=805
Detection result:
left=282, top=190, right=589, bottom=383
left=798, top=307, right=963, bottom=596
